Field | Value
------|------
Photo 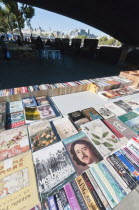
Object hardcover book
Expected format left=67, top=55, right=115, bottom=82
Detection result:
left=36, top=96, right=50, bottom=106
left=6, top=111, right=25, bottom=129
left=113, top=100, right=132, bottom=113
left=25, top=107, right=41, bottom=121
left=8, top=101, right=23, bottom=113
left=38, top=105, right=56, bottom=120
left=53, top=117, right=78, bottom=140
left=68, top=111, right=89, bottom=130
left=28, top=120, right=58, bottom=152
left=104, top=102, right=126, bottom=116
left=81, top=119, right=122, bottom=157
left=0, top=125, right=29, bottom=161
left=22, top=97, right=37, bottom=107
left=82, top=107, right=102, bottom=121
left=0, top=151, right=39, bottom=210
left=94, top=105, right=114, bottom=119
left=63, top=132, right=103, bottom=175
left=33, top=141, right=76, bottom=202
left=103, top=116, right=137, bottom=140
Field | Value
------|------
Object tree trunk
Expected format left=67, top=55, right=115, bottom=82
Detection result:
left=14, top=2, right=23, bottom=42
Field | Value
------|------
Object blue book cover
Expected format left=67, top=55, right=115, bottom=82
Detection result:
left=48, top=196, right=58, bottom=210
left=22, top=97, right=37, bottom=107
left=114, top=150, right=139, bottom=181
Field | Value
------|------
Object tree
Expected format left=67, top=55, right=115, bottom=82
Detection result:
left=0, top=0, right=35, bottom=41
left=74, top=35, right=89, bottom=39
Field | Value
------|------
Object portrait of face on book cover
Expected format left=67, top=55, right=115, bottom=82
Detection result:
left=64, top=134, right=103, bottom=175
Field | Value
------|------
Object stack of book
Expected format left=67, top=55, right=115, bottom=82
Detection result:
left=1, top=75, right=139, bottom=209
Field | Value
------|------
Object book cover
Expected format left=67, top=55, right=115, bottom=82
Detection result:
left=123, top=99, right=139, bottom=109
left=41, top=201, right=49, bottom=210
left=123, top=146, right=139, bottom=166
left=36, top=96, right=50, bottom=106
left=28, top=120, right=58, bottom=152
left=82, top=107, right=102, bottom=121
left=33, top=142, right=76, bottom=202
left=113, top=100, right=133, bottom=113
left=94, top=105, right=114, bottom=119
left=70, top=179, right=88, bottom=210
left=0, top=151, right=39, bottom=210
left=86, top=170, right=112, bottom=210
left=125, top=116, right=139, bottom=134
left=53, top=117, right=78, bottom=140
left=118, top=112, right=139, bottom=123
left=0, top=113, right=5, bottom=131
left=81, top=119, right=122, bottom=157
left=25, top=107, right=41, bottom=121
left=76, top=175, right=99, bottom=210
left=82, top=172, right=106, bottom=210
left=6, top=111, right=25, bottom=129
left=22, top=97, right=37, bottom=107
left=126, top=141, right=139, bottom=157
left=64, top=183, right=80, bottom=210
left=8, top=101, right=23, bottom=114
left=107, top=155, right=137, bottom=190
left=104, top=102, right=126, bottom=116
left=0, top=102, right=6, bottom=114
left=54, top=193, right=63, bottom=210
left=104, top=116, right=137, bottom=140
left=0, top=125, right=29, bottom=161
left=63, top=132, right=102, bottom=175
left=68, top=111, right=89, bottom=130
left=98, top=162, right=127, bottom=201
left=48, top=196, right=57, bottom=210
left=58, top=188, right=71, bottom=210
left=38, top=105, right=56, bottom=120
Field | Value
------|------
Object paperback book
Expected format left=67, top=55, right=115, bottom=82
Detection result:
left=0, top=113, right=5, bottom=132
left=28, top=120, right=58, bottom=152
left=6, top=111, right=25, bottom=129
left=52, top=117, right=78, bottom=140
left=58, top=188, right=71, bottom=210
left=22, top=97, right=37, bottom=107
left=33, top=141, right=76, bottom=202
left=0, top=151, right=39, bottom=210
left=25, top=106, right=41, bottom=121
left=104, top=102, right=126, bottom=116
left=81, top=119, right=122, bottom=157
left=68, top=111, right=89, bottom=130
left=0, top=102, right=6, bottom=114
left=82, top=107, right=102, bottom=121
left=38, top=105, right=56, bottom=120
left=63, top=132, right=103, bottom=175
left=36, top=96, right=50, bottom=106
left=113, top=100, right=133, bottom=113
left=94, top=105, right=114, bottom=119
left=7, top=100, right=23, bottom=113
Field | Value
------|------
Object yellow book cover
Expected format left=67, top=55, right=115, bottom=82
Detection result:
left=89, top=84, right=99, bottom=93
left=0, top=151, right=39, bottom=210
left=76, top=175, right=99, bottom=210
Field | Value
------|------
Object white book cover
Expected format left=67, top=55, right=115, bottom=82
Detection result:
left=81, top=119, right=123, bottom=157
left=9, top=101, right=23, bottom=113
left=104, top=102, right=126, bottom=116
left=53, top=117, right=78, bottom=140
left=94, top=105, right=115, bottom=119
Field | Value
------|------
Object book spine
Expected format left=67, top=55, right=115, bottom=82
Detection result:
left=75, top=175, right=99, bottom=210
left=121, top=148, right=139, bottom=170
left=48, top=196, right=58, bottom=210
left=58, top=188, right=71, bottom=210
left=54, top=193, right=64, bottom=210
left=107, top=155, right=137, bottom=190
left=64, top=183, right=81, bottom=210
left=82, top=172, right=106, bottom=210
left=70, top=180, right=88, bottom=210
left=86, top=170, right=111, bottom=210
left=124, top=147, right=139, bottom=165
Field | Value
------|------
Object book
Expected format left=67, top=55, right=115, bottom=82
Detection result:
left=48, top=196, right=57, bottom=210
left=82, top=107, right=102, bottom=121
left=68, top=111, right=89, bottom=130
left=118, top=112, right=139, bottom=123
left=103, top=116, right=137, bottom=141
left=0, top=151, right=39, bottom=210
left=52, top=117, right=78, bottom=140
left=113, top=100, right=133, bottom=113
left=86, top=170, right=112, bottom=210
left=28, top=120, right=58, bottom=152
left=0, top=113, right=5, bottom=132
left=63, top=132, right=103, bottom=175
left=0, top=102, right=6, bottom=114
left=58, top=188, right=71, bottom=210
left=22, top=97, right=37, bottom=107
left=94, top=105, right=114, bottom=119
left=41, top=201, right=49, bottom=210
left=25, top=106, right=41, bottom=121
left=7, top=101, right=23, bottom=113
left=76, top=175, right=99, bottom=210
left=38, top=105, right=56, bottom=120
left=6, top=111, right=25, bottom=129
left=54, top=193, right=63, bottom=210
left=33, top=141, right=76, bottom=202
left=82, top=172, right=106, bottom=210
left=104, top=102, right=126, bottom=116
left=123, top=99, right=139, bottom=109
left=36, top=96, right=50, bottom=106
left=64, top=183, right=80, bottom=210
left=81, top=119, right=122, bottom=157
left=0, top=125, right=29, bottom=161
left=70, top=179, right=88, bottom=210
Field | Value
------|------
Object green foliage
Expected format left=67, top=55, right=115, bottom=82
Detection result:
left=74, top=35, right=89, bottom=39
left=98, top=36, right=121, bottom=46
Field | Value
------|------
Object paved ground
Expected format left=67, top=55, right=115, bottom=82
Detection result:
left=0, top=54, right=124, bottom=89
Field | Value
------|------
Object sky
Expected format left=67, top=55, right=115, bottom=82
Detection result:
left=30, top=6, right=107, bottom=37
